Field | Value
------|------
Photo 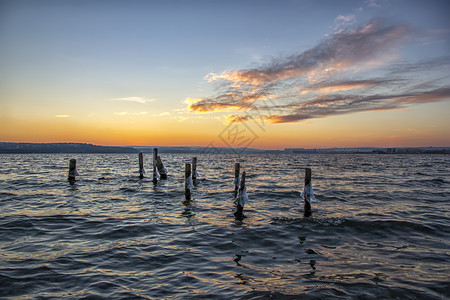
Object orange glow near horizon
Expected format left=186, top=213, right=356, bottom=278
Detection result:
left=1, top=102, right=449, bottom=149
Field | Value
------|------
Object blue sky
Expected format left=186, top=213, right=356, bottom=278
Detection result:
left=1, top=0, right=449, bottom=147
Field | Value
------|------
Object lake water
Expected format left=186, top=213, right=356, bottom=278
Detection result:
left=0, top=153, right=449, bottom=299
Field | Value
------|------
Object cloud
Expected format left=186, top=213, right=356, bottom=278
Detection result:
left=265, top=87, right=450, bottom=123
left=186, top=18, right=450, bottom=123
left=205, top=19, right=411, bottom=88
left=225, top=114, right=250, bottom=124
left=335, top=14, right=356, bottom=23
left=365, top=0, right=381, bottom=8
left=111, top=97, right=155, bottom=104
left=114, top=112, right=148, bottom=116
left=185, top=97, right=252, bottom=113
left=299, top=79, right=395, bottom=95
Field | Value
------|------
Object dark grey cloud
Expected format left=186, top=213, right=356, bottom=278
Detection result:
left=266, top=87, right=450, bottom=123
left=187, top=18, right=450, bottom=123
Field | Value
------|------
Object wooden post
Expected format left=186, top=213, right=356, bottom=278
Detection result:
left=192, top=157, right=197, bottom=182
left=234, top=171, right=246, bottom=219
left=138, top=152, right=144, bottom=179
left=153, top=148, right=158, bottom=184
left=68, top=159, right=78, bottom=181
left=234, top=163, right=240, bottom=196
left=304, top=168, right=312, bottom=217
left=185, top=163, right=192, bottom=200
left=156, top=156, right=167, bottom=179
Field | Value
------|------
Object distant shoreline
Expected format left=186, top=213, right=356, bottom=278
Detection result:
left=0, top=142, right=448, bottom=154
left=0, top=142, right=137, bottom=154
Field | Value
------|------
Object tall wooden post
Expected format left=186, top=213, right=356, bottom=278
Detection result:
left=192, top=157, right=197, bottom=182
left=138, top=152, right=144, bottom=179
left=185, top=163, right=192, bottom=200
left=68, top=159, right=78, bottom=182
left=153, top=148, right=158, bottom=184
left=234, top=171, right=246, bottom=219
left=304, top=168, right=312, bottom=217
left=234, top=163, right=240, bottom=196
left=156, top=156, right=167, bottom=179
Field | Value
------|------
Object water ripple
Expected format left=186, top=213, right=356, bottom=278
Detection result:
left=0, top=153, right=449, bottom=298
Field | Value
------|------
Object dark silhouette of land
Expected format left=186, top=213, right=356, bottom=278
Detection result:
left=0, top=142, right=448, bottom=154
left=0, top=142, right=137, bottom=153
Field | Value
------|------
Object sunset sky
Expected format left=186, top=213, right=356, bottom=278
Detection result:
left=1, top=0, right=449, bottom=149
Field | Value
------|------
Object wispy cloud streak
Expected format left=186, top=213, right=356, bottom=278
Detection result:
left=111, top=97, right=155, bottom=104
left=187, top=19, right=450, bottom=123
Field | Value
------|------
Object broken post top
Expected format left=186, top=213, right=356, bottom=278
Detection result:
left=156, top=156, right=166, bottom=171
left=305, top=168, right=311, bottom=185
left=138, top=152, right=145, bottom=178
left=240, top=171, right=246, bottom=190
left=69, top=158, right=76, bottom=169
left=192, top=157, right=197, bottom=180
left=234, top=163, right=240, bottom=178
left=153, top=148, right=158, bottom=165
left=139, top=153, right=144, bottom=167
left=68, top=158, right=78, bottom=181
left=185, top=163, right=191, bottom=178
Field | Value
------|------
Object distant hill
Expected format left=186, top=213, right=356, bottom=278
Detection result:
left=0, top=143, right=448, bottom=154
left=0, top=143, right=138, bottom=153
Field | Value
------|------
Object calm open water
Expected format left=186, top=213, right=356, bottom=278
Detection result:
left=0, top=153, right=449, bottom=299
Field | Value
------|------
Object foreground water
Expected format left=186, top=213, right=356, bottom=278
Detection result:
left=0, top=153, right=449, bottom=299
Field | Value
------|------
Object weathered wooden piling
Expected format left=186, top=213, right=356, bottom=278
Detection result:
left=153, top=148, right=159, bottom=184
left=138, top=152, right=145, bottom=179
left=234, top=163, right=240, bottom=196
left=156, top=156, right=167, bottom=179
left=303, top=168, right=312, bottom=217
left=234, top=171, right=246, bottom=219
left=185, top=163, right=192, bottom=200
left=192, top=157, right=197, bottom=182
left=67, top=159, right=78, bottom=181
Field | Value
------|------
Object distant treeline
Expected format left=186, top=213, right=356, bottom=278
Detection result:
left=0, top=143, right=138, bottom=154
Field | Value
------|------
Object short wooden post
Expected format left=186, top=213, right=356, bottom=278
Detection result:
left=304, top=168, right=312, bottom=217
left=153, top=148, right=158, bottom=184
left=185, top=163, right=192, bottom=200
left=156, top=156, right=167, bottom=179
left=234, top=163, right=240, bottom=196
left=138, top=152, right=144, bottom=179
left=234, top=171, right=246, bottom=219
left=192, top=157, right=197, bottom=182
left=68, top=159, right=78, bottom=181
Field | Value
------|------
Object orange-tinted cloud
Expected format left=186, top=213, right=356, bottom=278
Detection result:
left=186, top=97, right=248, bottom=113
left=300, top=79, right=385, bottom=95
left=187, top=19, right=450, bottom=124
left=225, top=114, right=251, bottom=124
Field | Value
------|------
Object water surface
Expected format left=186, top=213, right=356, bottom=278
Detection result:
left=0, top=153, right=449, bottom=298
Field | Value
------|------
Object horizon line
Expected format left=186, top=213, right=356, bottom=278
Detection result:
left=1, top=141, right=449, bottom=150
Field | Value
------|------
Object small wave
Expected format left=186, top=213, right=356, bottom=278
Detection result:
left=271, top=216, right=345, bottom=227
